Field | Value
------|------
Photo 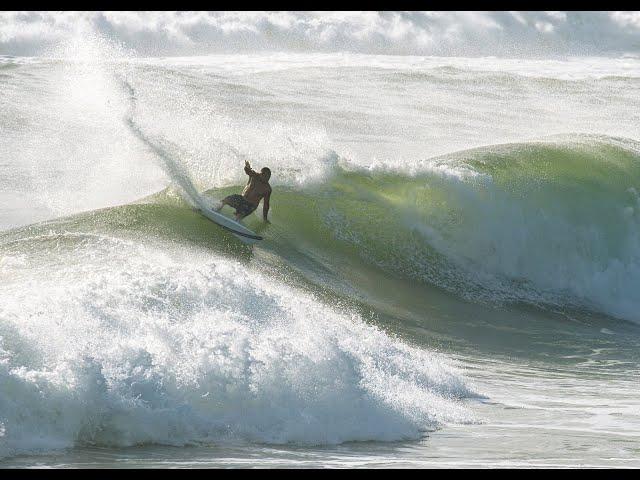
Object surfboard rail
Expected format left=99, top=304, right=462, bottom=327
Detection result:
left=196, top=206, right=263, bottom=244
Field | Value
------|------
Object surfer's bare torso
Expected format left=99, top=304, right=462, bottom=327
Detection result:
left=242, top=165, right=272, bottom=207
left=218, top=161, right=272, bottom=221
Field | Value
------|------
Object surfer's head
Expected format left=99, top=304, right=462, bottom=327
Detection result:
left=261, top=167, right=271, bottom=181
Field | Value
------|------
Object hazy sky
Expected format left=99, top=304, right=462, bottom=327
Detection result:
left=1, top=11, right=639, bottom=57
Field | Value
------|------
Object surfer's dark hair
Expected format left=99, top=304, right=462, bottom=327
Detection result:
left=261, top=167, right=271, bottom=179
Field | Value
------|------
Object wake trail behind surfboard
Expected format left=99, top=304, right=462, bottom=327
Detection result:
left=118, top=76, right=262, bottom=244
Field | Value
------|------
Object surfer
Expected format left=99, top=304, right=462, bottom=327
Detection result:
left=217, top=161, right=272, bottom=222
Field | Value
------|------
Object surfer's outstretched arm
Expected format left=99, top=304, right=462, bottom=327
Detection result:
left=244, top=161, right=259, bottom=177
left=263, top=191, right=271, bottom=222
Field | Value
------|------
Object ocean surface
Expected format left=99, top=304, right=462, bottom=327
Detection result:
left=1, top=48, right=640, bottom=468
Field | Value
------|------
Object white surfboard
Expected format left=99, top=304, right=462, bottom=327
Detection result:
left=196, top=205, right=263, bottom=245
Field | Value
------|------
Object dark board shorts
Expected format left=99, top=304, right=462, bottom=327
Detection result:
left=223, top=194, right=257, bottom=217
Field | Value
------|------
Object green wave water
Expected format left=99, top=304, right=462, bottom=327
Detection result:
left=215, top=135, right=640, bottom=323
left=5, top=134, right=639, bottom=324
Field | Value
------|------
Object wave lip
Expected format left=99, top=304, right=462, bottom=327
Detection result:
left=415, top=135, right=640, bottom=322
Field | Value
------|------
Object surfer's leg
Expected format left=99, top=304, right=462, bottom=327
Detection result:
left=216, top=196, right=232, bottom=212
left=218, top=195, right=255, bottom=220
left=235, top=198, right=257, bottom=220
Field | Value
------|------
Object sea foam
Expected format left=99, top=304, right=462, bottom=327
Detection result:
left=0, top=233, right=475, bottom=458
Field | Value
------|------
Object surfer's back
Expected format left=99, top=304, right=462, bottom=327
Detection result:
left=242, top=165, right=272, bottom=207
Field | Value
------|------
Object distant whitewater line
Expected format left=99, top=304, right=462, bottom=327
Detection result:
left=1, top=11, right=640, bottom=58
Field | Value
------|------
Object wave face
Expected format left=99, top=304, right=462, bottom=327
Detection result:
left=119, top=71, right=640, bottom=323
left=267, top=137, right=640, bottom=322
